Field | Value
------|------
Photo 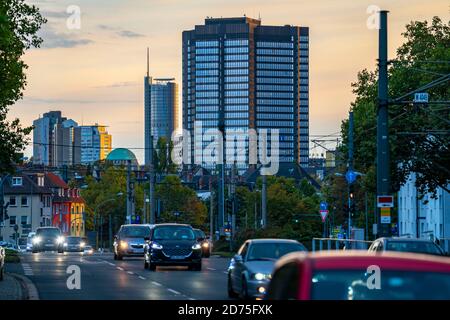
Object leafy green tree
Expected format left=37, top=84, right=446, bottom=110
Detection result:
left=0, top=0, right=46, bottom=173
left=153, top=137, right=177, bottom=174
left=156, top=175, right=207, bottom=227
left=339, top=17, right=449, bottom=196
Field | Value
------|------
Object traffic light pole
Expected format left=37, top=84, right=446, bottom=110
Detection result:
left=376, top=10, right=391, bottom=237
left=348, top=112, right=354, bottom=238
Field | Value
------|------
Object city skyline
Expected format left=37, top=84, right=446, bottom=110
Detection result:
left=9, top=0, right=449, bottom=164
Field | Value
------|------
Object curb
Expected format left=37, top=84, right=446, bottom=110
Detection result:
left=10, top=273, right=40, bottom=300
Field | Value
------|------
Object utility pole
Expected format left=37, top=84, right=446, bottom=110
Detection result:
left=108, top=213, right=112, bottom=251
left=348, top=111, right=354, bottom=238
left=149, top=135, right=155, bottom=224
left=261, top=173, right=267, bottom=229
left=209, top=176, right=214, bottom=241
left=126, top=160, right=131, bottom=223
left=377, top=10, right=391, bottom=237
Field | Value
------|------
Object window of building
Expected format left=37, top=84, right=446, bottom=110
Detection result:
left=12, top=177, right=22, bottom=186
left=9, top=216, right=16, bottom=225
left=21, top=196, right=28, bottom=207
left=21, top=216, right=28, bottom=225
left=9, top=196, right=16, bottom=207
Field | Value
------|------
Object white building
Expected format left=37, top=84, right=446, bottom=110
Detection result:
left=398, top=173, right=450, bottom=243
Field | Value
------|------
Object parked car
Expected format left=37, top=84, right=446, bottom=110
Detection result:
left=113, top=224, right=152, bottom=260
left=144, top=223, right=202, bottom=271
left=193, top=228, right=212, bottom=258
left=32, top=227, right=65, bottom=253
left=266, top=251, right=450, bottom=300
left=63, top=236, right=86, bottom=252
left=368, top=237, right=445, bottom=256
left=0, top=245, right=4, bottom=281
left=227, top=239, right=307, bottom=299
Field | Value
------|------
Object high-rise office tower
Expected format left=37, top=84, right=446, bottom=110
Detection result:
left=52, top=119, right=79, bottom=167
left=182, top=17, right=309, bottom=170
left=77, top=124, right=112, bottom=164
left=33, top=111, right=67, bottom=165
left=144, top=50, right=179, bottom=165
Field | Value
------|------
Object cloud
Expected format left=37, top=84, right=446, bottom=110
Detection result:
left=24, top=97, right=138, bottom=104
left=40, top=10, right=68, bottom=19
left=94, top=81, right=139, bottom=88
left=117, top=30, right=145, bottom=38
left=96, top=24, right=145, bottom=38
left=38, top=25, right=94, bottom=49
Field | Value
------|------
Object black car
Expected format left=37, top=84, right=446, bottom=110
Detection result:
left=32, top=227, right=65, bottom=253
left=63, top=236, right=87, bottom=252
left=193, top=228, right=212, bottom=258
left=144, top=224, right=202, bottom=271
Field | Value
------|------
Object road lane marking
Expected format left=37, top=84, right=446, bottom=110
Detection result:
left=22, top=263, right=34, bottom=276
left=108, top=262, right=115, bottom=266
left=152, top=281, right=162, bottom=286
left=207, top=267, right=216, bottom=271
left=117, top=267, right=124, bottom=271
left=223, top=271, right=228, bottom=274
left=138, top=276, right=146, bottom=280
left=188, top=298, right=196, bottom=300
left=127, top=271, right=134, bottom=275
left=168, top=289, right=180, bottom=295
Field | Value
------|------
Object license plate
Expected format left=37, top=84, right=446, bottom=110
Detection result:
left=45, top=244, right=53, bottom=247
left=171, top=256, right=185, bottom=260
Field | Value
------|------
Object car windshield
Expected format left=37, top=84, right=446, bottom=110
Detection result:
left=66, top=237, right=82, bottom=244
left=311, top=270, right=450, bottom=300
left=120, top=226, right=151, bottom=238
left=247, top=242, right=306, bottom=261
left=36, top=228, right=60, bottom=237
left=153, top=226, right=196, bottom=240
left=386, top=241, right=443, bottom=255
left=194, top=230, right=206, bottom=239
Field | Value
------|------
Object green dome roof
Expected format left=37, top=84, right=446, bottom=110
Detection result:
left=106, top=148, right=137, bottom=162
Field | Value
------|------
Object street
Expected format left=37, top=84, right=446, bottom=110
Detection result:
left=7, top=252, right=231, bottom=300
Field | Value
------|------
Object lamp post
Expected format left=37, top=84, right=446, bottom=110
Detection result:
left=94, top=192, right=123, bottom=250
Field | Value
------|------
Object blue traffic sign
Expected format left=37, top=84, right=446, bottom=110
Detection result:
left=320, top=202, right=328, bottom=211
left=345, top=170, right=357, bottom=184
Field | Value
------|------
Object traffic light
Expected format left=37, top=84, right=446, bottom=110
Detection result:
left=349, top=184, right=355, bottom=200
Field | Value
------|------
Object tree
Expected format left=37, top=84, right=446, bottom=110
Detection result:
left=0, top=0, right=46, bottom=173
left=156, top=175, right=207, bottom=227
left=153, top=137, right=177, bottom=174
left=339, top=17, right=449, bottom=196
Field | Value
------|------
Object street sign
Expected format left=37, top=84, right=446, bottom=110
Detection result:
left=319, top=210, right=328, bottom=222
left=345, top=170, right=357, bottom=184
left=377, top=195, right=394, bottom=207
left=320, top=202, right=328, bottom=211
left=380, top=207, right=391, bottom=223
left=413, top=92, right=429, bottom=103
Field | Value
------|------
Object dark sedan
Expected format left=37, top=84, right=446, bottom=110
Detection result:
left=63, top=236, right=86, bottom=252
left=144, top=224, right=202, bottom=271
left=32, top=227, right=65, bottom=253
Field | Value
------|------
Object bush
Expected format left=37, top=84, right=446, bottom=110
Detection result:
left=4, top=249, right=20, bottom=263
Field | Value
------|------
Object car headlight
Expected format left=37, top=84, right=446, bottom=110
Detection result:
left=252, top=273, right=271, bottom=281
left=80, top=242, right=85, bottom=248
left=202, top=242, right=209, bottom=247
left=32, top=237, right=42, bottom=244
left=120, top=241, right=128, bottom=248
left=151, top=243, right=163, bottom=250
left=63, top=243, right=68, bottom=247
left=192, top=243, right=202, bottom=250
left=56, top=236, right=65, bottom=244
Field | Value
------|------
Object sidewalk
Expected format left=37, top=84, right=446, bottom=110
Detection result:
left=0, top=273, right=25, bottom=300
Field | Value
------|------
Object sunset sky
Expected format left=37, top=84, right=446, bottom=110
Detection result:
left=11, top=0, right=450, bottom=163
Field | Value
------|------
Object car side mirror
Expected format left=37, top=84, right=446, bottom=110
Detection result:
left=234, top=254, right=243, bottom=262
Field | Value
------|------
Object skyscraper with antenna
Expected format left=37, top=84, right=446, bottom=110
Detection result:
left=144, top=48, right=179, bottom=166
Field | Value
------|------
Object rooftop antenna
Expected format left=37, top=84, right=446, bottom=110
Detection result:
left=146, top=47, right=149, bottom=78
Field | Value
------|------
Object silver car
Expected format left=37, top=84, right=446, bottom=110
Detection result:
left=227, top=239, right=307, bottom=299
left=0, top=245, right=4, bottom=281
left=113, top=224, right=152, bottom=260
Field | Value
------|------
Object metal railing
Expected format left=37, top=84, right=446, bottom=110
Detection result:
left=312, top=238, right=373, bottom=252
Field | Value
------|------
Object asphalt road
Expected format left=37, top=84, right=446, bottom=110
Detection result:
left=10, top=252, right=231, bottom=300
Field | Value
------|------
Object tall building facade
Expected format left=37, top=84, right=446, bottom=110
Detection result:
left=52, top=119, right=80, bottom=167
left=33, top=111, right=66, bottom=165
left=77, top=124, right=112, bottom=164
left=144, top=75, right=179, bottom=165
left=182, top=17, right=309, bottom=170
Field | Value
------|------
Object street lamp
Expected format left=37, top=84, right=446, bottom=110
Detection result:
left=94, top=192, right=123, bottom=250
